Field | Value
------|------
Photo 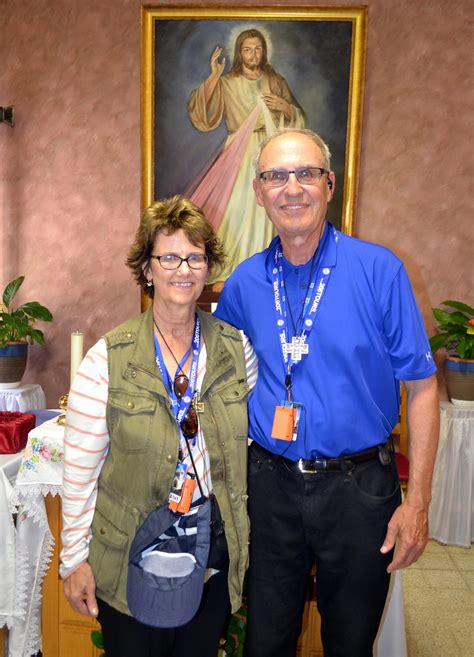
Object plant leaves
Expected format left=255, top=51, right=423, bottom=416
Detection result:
left=0, top=327, right=11, bottom=346
left=29, top=328, right=45, bottom=345
left=18, top=302, right=53, bottom=322
left=1, top=278, right=53, bottom=346
left=456, top=338, right=474, bottom=360
left=432, top=309, right=452, bottom=324
left=441, top=300, right=474, bottom=316
left=432, top=309, right=469, bottom=327
left=436, top=324, right=467, bottom=336
left=444, top=311, right=471, bottom=325
left=457, top=341, right=468, bottom=359
left=1, top=312, right=15, bottom=328
left=2, top=276, right=24, bottom=309
left=0, top=310, right=48, bottom=345
left=429, top=334, right=449, bottom=353
left=90, top=630, right=104, bottom=649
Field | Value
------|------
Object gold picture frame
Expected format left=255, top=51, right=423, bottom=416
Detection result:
left=141, top=5, right=367, bottom=294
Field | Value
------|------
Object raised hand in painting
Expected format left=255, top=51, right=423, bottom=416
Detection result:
left=210, top=46, right=226, bottom=78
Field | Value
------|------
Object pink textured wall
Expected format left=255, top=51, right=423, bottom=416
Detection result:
left=1, top=0, right=472, bottom=405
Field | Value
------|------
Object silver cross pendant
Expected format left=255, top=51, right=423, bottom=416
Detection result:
left=284, top=336, right=309, bottom=362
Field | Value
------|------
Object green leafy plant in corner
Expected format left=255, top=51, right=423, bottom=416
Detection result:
left=0, top=276, right=53, bottom=347
left=219, top=605, right=247, bottom=657
left=429, top=300, right=474, bottom=360
left=91, top=629, right=106, bottom=656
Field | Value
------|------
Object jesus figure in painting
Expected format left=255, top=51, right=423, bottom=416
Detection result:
left=188, top=28, right=305, bottom=285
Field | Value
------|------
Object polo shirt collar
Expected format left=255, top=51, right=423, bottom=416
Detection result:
left=265, top=221, right=338, bottom=279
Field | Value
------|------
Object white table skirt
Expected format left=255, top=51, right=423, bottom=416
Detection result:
left=375, top=570, right=407, bottom=657
left=0, top=385, right=46, bottom=412
left=429, top=401, right=474, bottom=548
left=1, top=417, right=61, bottom=656
left=0, top=453, right=25, bottom=487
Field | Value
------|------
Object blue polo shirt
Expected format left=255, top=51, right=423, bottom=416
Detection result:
left=215, top=223, right=436, bottom=459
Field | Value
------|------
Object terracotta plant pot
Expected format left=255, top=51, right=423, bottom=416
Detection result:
left=445, top=356, right=474, bottom=408
left=0, top=342, right=28, bottom=389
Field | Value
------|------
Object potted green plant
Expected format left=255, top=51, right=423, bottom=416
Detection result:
left=91, top=629, right=105, bottom=656
left=0, top=276, right=53, bottom=388
left=429, top=299, right=474, bottom=407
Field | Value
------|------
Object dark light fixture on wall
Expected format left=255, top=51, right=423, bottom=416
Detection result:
left=0, top=106, right=15, bottom=127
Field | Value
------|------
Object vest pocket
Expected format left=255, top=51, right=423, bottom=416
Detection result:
left=218, top=381, right=249, bottom=440
left=90, top=507, right=128, bottom=596
left=108, top=389, right=157, bottom=452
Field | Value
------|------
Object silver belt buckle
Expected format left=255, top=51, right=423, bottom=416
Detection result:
left=298, top=459, right=323, bottom=474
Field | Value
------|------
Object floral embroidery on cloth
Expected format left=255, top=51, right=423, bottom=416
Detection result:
left=19, top=437, right=63, bottom=474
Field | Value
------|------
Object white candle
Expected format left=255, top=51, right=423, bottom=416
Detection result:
left=70, top=330, right=84, bottom=385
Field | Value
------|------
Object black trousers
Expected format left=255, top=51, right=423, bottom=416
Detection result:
left=243, top=442, right=401, bottom=657
left=97, top=567, right=230, bottom=657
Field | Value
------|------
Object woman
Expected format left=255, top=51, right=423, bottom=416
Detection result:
left=60, top=196, right=257, bottom=657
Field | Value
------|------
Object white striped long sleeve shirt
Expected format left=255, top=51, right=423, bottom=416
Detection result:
left=60, top=334, right=257, bottom=579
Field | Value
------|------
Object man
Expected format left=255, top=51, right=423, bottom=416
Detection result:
left=215, top=128, right=439, bottom=657
left=188, top=29, right=305, bottom=283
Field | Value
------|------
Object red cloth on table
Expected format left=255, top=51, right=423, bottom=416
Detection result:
left=395, top=452, right=409, bottom=482
left=0, top=411, right=35, bottom=454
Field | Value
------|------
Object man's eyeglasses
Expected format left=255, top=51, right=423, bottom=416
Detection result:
left=173, top=374, right=199, bottom=440
left=150, top=254, right=209, bottom=270
left=258, top=167, right=329, bottom=188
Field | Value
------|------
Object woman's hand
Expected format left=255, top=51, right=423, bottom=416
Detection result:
left=64, top=561, right=99, bottom=617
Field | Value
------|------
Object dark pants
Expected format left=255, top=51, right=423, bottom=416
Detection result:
left=97, top=567, right=230, bottom=657
left=243, top=442, right=401, bottom=657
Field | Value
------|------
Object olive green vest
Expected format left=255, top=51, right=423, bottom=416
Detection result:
left=88, top=307, right=250, bottom=615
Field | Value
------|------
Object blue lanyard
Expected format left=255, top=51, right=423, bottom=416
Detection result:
left=271, top=227, right=336, bottom=375
left=153, top=315, right=201, bottom=432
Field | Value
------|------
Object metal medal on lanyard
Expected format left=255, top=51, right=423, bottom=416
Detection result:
left=270, top=230, right=333, bottom=441
left=154, top=316, right=201, bottom=511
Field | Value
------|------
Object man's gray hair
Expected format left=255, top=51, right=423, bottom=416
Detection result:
left=253, top=128, right=332, bottom=174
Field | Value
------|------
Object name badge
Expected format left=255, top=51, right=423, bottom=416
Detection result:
left=169, top=471, right=196, bottom=513
left=271, top=405, right=296, bottom=441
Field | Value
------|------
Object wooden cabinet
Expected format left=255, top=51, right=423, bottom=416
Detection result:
left=297, top=571, right=324, bottom=657
left=42, top=496, right=101, bottom=657
left=300, top=600, right=324, bottom=657
left=40, top=496, right=323, bottom=656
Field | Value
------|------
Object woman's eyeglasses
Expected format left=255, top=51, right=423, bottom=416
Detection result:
left=173, top=374, right=199, bottom=440
left=150, top=254, right=208, bottom=270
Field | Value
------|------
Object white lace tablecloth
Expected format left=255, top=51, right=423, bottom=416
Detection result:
left=0, top=470, right=28, bottom=635
left=4, top=417, right=64, bottom=657
left=429, top=401, right=474, bottom=548
left=0, top=385, right=46, bottom=412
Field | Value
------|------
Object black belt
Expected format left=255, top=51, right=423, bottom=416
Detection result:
left=252, top=440, right=392, bottom=473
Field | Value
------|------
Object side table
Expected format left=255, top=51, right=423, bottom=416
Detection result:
left=0, top=384, right=46, bottom=412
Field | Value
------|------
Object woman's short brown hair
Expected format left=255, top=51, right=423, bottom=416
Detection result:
left=126, top=196, right=225, bottom=298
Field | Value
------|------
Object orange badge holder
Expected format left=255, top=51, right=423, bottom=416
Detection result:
left=271, top=406, right=296, bottom=441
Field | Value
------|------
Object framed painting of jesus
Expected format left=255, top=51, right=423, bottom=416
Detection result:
left=141, top=6, right=367, bottom=290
